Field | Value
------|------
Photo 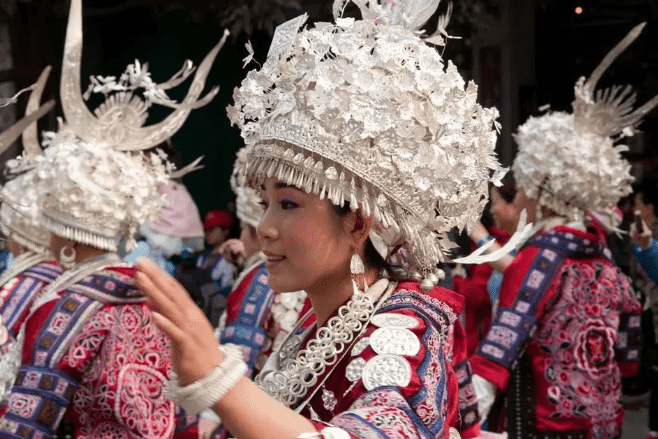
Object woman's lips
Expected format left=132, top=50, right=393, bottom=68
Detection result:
left=264, top=252, right=286, bottom=268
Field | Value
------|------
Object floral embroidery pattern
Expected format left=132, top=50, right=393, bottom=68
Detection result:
left=537, top=262, right=637, bottom=438
left=65, top=304, right=177, bottom=439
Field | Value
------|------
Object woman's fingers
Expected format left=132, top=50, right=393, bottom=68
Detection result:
left=137, top=258, right=192, bottom=306
left=136, top=271, right=182, bottom=324
left=151, top=311, right=187, bottom=344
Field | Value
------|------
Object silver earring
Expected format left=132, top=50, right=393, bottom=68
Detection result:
left=350, top=253, right=367, bottom=296
left=60, top=246, right=76, bottom=270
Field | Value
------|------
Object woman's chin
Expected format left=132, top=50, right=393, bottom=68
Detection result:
left=266, top=274, right=304, bottom=294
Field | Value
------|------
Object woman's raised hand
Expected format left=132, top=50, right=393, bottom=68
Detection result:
left=136, top=258, right=223, bottom=386
left=219, top=238, right=246, bottom=264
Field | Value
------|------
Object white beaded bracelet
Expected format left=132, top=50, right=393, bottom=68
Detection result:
left=165, top=344, right=248, bottom=415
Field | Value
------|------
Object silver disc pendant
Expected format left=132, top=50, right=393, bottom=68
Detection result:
left=361, top=354, right=412, bottom=391
left=351, top=337, right=370, bottom=357
left=346, top=357, right=367, bottom=382
left=369, top=327, right=420, bottom=357
left=371, top=313, right=420, bottom=329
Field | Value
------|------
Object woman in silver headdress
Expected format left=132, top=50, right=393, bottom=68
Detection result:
left=0, top=68, right=60, bottom=407
left=0, top=0, right=227, bottom=437
left=137, top=1, right=505, bottom=438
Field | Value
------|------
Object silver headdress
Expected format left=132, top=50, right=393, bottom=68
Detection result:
left=513, top=23, right=656, bottom=222
left=37, top=0, right=227, bottom=252
left=228, top=0, right=503, bottom=273
left=231, top=146, right=263, bottom=230
left=0, top=67, right=55, bottom=255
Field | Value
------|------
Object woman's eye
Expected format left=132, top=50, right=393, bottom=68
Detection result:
left=280, top=199, right=298, bottom=210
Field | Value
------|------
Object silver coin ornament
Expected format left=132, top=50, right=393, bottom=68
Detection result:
left=369, top=327, right=420, bottom=356
left=346, top=357, right=367, bottom=382
left=351, top=337, right=370, bottom=357
left=361, top=354, right=412, bottom=391
left=371, top=313, right=420, bottom=329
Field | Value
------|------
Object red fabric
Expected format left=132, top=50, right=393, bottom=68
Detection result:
left=472, top=226, right=642, bottom=438
left=293, top=282, right=466, bottom=439
left=453, top=227, right=509, bottom=358
left=203, top=210, right=233, bottom=230
left=2, top=265, right=197, bottom=439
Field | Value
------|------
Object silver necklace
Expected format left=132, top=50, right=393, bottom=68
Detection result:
left=256, top=279, right=394, bottom=409
left=0, top=252, right=49, bottom=289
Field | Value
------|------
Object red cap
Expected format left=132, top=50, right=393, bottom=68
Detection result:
left=203, top=210, right=233, bottom=231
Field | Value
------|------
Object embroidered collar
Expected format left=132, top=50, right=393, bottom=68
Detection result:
left=529, top=226, right=609, bottom=260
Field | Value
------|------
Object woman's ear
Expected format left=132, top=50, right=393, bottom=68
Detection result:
left=341, top=208, right=374, bottom=250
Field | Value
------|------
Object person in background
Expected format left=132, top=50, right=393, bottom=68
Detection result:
left=194, top=209, right=237, bottom=324
left=471, top=24, right=651, bottom=438
left=0, top=68, right=61, bottom=408
left=125, top=180, right=206, bottom=275
left=0, top=1, right=226, bottom=435
left=630, top=180, right=658, bottom=439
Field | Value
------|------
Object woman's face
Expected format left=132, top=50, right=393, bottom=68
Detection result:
left=490, top=187, right=520, bottom=235
left=257, top=178, right=353, bottom=293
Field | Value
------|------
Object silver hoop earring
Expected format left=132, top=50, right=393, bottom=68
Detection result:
left=60, top=246, right=77, bottom=270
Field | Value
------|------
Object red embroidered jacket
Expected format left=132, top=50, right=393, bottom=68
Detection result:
left=292, top=282, right=479, bottom=439
left=471, top=226, right=642, bottom=439
left=0, top=264, right=197, bottom=439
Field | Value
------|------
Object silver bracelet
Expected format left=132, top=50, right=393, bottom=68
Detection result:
left=165, top=344, right=248, bottom=415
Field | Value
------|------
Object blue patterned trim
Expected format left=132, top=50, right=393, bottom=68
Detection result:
left=22, top=263, right=62, bottom=284
left=379, top=291, right=451, bottom=436
left=454, top=359, right=479, bottom=430
left=476, top=245, right=566, bottom=369
left=379, top=291, right=453, bottom=337
left=615, top=312, right=642, bottom=362
left=408, top=323, right=448, bottom=436
left=530, top=230, right=609, bottom=261
left=338, top=387, right=437, bottom=439
left=0, top=366, right=77, bottom=438
left=1, top=277, right=44, bottom=335
left=336, top=412, right=389, bottom=438
left=220, top=266, right=273, bottom=370
left=31, top=292, right=102, bottom=368
left=67, top=268, right=144, bottom=304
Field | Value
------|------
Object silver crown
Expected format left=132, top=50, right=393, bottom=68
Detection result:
left=514, top=24, right=656, bottom=221
left=229, top=0, right=504, bottom=271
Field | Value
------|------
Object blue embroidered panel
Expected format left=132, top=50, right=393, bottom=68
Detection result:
left=476, top=241, right=567, bottom=369
left=615, top=312, right=642, bottom=362
left=1, top=278, right=44, bottom=336
left=22, top=263, right=62, bottom=285
left=454, top=359, right=479, bottom=430
left=220, top=265, right=274, bottom=371
left=0, top=366, right=77, bottom=439
left=378, top=291, right=452, bottom=436
left=531, top=230, right=610, bottom=261
left=31, top=293, right=99, bottom=368
left=68, top=270, right=142, bottom=303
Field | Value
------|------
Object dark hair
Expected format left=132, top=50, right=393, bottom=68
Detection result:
left=634, top=180, right=658, bottom=216
left=496, top=172, right=517, bottom=204
left=331, top=203, right=391, bottom=275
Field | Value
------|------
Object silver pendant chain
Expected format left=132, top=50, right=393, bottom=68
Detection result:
left=256, top=280, right=395, bottom=409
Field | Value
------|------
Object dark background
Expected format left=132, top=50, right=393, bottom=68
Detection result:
left=2, top=0, right=658, bottom=217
